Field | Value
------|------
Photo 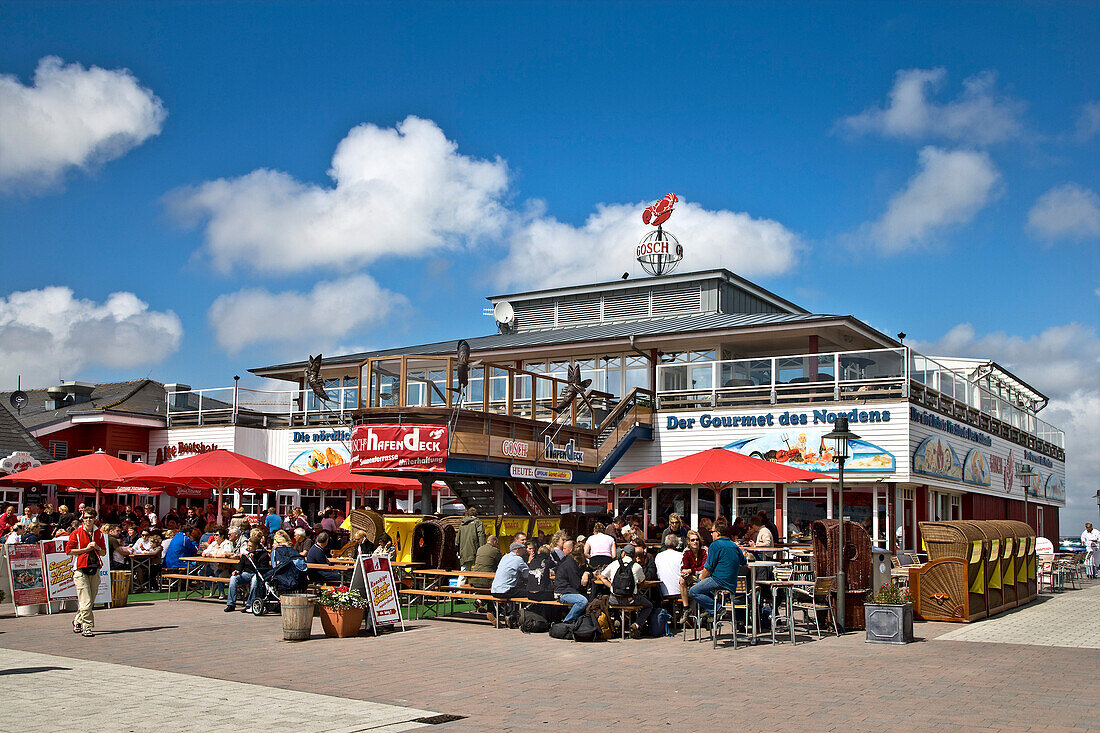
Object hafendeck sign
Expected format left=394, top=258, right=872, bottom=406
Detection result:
left=351, top=424, right=447, bottom=472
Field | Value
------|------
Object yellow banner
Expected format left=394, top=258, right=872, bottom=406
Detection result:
left=1002, top=538, right=1013, bottom=559
left=970, top=563, right=985, bottom=595
left=988, top=540, right=1001, bottom=590
left=481, top=517, right=498, bottom=538
left=1003, top=558, right=1014, bottom=587
left=383, top=517, right=423, bottom=564
left=532, top=517, right=561, bottom=538
left=969, top=540, right=983, bottom=564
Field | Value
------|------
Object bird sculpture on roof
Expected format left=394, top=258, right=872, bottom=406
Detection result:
left=306, top=354, right=331, bottom=404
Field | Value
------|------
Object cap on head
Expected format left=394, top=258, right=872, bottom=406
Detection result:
left=509, top=541, right=525, bottom=552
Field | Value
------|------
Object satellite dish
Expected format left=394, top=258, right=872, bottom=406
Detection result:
left=493, top=301, right=515, bottom=325
left=9, top=390, right=28, bottom=410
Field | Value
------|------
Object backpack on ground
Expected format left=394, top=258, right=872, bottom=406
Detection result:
left=610, top=559, right=636, bottom=597
left=520, top=609, right=551, bottom=634
left=648, top=607, right=671, bottom=637
left=571, top=614, right=602, bottom=642
left=548, top=621, right=574, bottom=640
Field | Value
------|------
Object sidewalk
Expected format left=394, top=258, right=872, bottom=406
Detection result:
left=1, top=582, right=1097, bottom=732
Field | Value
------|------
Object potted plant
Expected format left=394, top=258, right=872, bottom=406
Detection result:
left=316, top=585, right=368, bottom=638
left=864, top=582, right=914, bottom=645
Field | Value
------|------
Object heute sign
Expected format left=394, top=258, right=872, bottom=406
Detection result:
left=350, top=424, right=447, bottom=472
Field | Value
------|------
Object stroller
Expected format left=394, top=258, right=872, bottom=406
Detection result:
left=244, top=546, right=308, bottom=616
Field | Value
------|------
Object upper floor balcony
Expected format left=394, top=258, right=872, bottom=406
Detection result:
left=166, top=347, right=1064, bottom=460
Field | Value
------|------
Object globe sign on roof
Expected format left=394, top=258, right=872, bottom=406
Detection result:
left=637, top=193, right=684, bottom=276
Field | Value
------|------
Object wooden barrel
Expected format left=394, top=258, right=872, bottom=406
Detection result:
left=110, top=570, right=131, bottom=607
left=280, top=593, right=315, bottom=641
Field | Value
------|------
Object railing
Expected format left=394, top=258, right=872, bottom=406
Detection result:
left=656, top=347, right=909, bottom=409
left=166, top=384, right=361, bottom=428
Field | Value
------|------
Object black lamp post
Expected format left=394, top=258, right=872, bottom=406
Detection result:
left=1015, top=464, right=1035, bottom=530
left=823, top=415, right=860, bottom=633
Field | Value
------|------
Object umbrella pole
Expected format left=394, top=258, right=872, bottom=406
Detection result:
left=95, top=487, right=101, bottom=513
left=217, top=487, right=224, bottom=524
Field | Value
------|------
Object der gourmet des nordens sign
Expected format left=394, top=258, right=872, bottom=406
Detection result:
left=351, top=424, right=447, bottom=472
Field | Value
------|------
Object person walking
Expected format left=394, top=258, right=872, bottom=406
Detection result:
left=457, top=507, right=486, bottom=586
left=1082, top=522, right=1100, bottom=579
left=65, top=509, right=106, bottom=637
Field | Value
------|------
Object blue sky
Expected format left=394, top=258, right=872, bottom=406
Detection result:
left=1, top=2, right=1098, bottom=522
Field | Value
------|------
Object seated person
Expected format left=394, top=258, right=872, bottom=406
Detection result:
left=584, top=523, right=616, bottom=570
left=305, top=530, right=341, bottom=583
left=163, top=527, right=201, bottom=570
left=268, top=531, right=307, bottom=592
left=351, top=529, right=376, bottom=557
left=228, top=526, right=248, bottom=555
left=526, top=544, right=556, bottom=601
left=104, top=524, right=132, bottom=569
left=225, top=537, right=272, bottom=612
left=688, top=523, right=747, bottom=622
left=750, top=516, right=775, bottom=548
left=597, top=545, right=653, bottom=638
left=371, top=533, right=396, bottom=559
left=131, top=529, right=156, bottom=554
left=19, top=522, right=42, bottom=544
left=470, top=535, right=502, bottom=589
left=635, top=543, right=658, bottom=583
left=489, top=541, right=530, bottom=627
left=654, top=533, right=685, bottom=600
left=202, top=528, right=234, bottom=557
left=678, top=530, right=708, bottom=623
left=292, top=527, right=313, bottom=556
left=553, top=546, right=592, bottom=623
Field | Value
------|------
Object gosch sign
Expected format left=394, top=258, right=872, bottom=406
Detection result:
left=351, top=424, right=447, bottom=473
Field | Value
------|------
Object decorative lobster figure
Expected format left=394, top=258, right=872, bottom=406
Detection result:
left=642, top=192, right=678, bottom=226
left=306, top=354, right=331, bottom=404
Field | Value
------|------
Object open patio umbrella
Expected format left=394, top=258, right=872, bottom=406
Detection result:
left=0, top=450, right=144, bottom=511
left=126, top=449, right=315, bottom=516
left=607, top=447, right=822, bottom=521
left=306, top=463, right=421, bottom=511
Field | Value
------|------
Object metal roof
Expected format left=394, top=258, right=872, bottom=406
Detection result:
left=251, top=311, right=870, bottom=374
left=0, top=379, right=168, bottom=431
left=0, top=402, right=52, bottom=463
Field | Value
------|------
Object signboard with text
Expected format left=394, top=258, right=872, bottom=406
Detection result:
left=8, top=543, right=47, bottom=607
left=350, top=554, right=404, bottom=633
left=351, top=424, right=447, bottom=472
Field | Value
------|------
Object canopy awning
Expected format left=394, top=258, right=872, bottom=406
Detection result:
left=306, top=463, right=422, bottom=492
left=607, top=447, right=822, bottom=489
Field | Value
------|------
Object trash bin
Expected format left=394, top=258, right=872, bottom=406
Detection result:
left=111, top=570, right=131, bottom=607
left=280, top=593, right=314, bottom=641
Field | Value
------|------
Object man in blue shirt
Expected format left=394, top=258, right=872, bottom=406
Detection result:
left=489, top=541, right=529, bottom=627
left=264, top=507, right=283, bottom=534
left=689, top=521, right=746, bottom=620
left=164, top=527, right=201, bottom=570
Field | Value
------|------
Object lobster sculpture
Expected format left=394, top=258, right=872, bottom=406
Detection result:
left=642, top=192, right=678, bottom=226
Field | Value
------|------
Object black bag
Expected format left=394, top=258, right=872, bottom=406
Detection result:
left=548, top=621, right=574, bottom=640
left=520, top=609, right=551, bottom=634
left=571, top=614, right=602, bottom=642
left=526, top=556, right=555, bottom=601
left=610, top=559, right=635, bottom=597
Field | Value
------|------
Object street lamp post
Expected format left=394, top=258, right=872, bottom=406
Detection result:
left=824, top=416, right=860, bottom=634
left=1015, top=464, right=1034, bottom=530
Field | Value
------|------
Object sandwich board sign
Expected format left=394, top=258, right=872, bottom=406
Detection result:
left=349, top=554, right=405, bottom=634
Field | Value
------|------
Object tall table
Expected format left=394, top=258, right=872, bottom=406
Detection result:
left=746, top=561, right=779, bottom=644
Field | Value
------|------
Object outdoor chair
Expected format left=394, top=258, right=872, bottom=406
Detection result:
left=712, top=577, right=752, bottom=649
left=791, top=575, right=838, bottom=639
left=769, top=566, right=797, bottom=645
left=1037, top=559, right=1058, bottom=593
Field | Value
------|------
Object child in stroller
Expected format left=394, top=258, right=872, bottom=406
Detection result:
left=245, top=531, right=308, bottom=616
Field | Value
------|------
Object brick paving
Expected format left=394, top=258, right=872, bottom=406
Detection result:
left=1, top=583, right=1097, bottom=732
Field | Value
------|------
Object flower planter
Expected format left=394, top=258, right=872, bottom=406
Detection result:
left=318, top=605, right=364, bottom=638
left=864, top=603, right=914, bottom=644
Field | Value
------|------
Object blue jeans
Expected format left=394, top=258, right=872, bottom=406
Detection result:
left=559, top=593, right=589, bottom=623
left=688, top=576, right=729, bottom=613
left=227, top=572, right=259, bottom=609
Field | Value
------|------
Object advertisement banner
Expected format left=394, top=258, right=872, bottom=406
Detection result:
left=42, top=538, right=112, bottom=604
left=351, top=424, right=447, bottom=472
left=350, top=555, right=405, bottom=634
left=532, top=517, right=561, bottom=538
left=9, top=543, right=47, bottom=606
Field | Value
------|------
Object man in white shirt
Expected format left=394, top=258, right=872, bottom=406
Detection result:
left=654, top=534, right=685, bottom=598
left=132, top=530, right=156, bottom=554
left=1082, top=522, right=1100, bottom=579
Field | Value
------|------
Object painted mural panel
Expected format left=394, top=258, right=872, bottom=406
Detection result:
left=724, top=428, right=895, bottom=473
left=962, top=448, right=991, bottom=487
left=913, top=435, right=963, bottom=481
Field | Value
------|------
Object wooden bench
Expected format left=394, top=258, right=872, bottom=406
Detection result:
left=400, top=587, right=503, bottom=624
left=161, top=573, right=230, bottom=601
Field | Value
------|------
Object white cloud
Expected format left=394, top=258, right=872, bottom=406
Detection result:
left=0, top=287, right=182, bottom=387
left=840, top=68, right=1024, bottom=145
left=207, top=274, right=404, bottom=353
left=1076, top=101, right=1100, bottom=140
left=1027, top=184, right=1100, bottom=242
left=171, top=116, right=509, bottom=275
left=0, top=56, right=166, bottom=189
left=866, top=146, right=1000, bottom=252
left=498, top=198, right=801, bottom=289
left=914, top=323, right=1100, bottom=533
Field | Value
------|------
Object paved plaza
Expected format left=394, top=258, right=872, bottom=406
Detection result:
left=1, top=582, right=1097, bottom=732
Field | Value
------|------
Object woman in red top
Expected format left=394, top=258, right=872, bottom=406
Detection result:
left=64, top=509, right=106, bottom=637
left=679, top=529, right=708, bottom=621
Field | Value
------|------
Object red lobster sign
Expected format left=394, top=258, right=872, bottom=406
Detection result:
left=642, top=193, right=678, bottom=226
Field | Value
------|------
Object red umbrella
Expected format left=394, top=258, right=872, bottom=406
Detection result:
left=127, top=449, right=315, bottom=514
left=0, top=450, right=145, bottom=510
left=307, top=463, right=420, bottom=492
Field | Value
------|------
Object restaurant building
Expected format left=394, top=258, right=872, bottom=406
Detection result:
left=147, top=266, right=1065, bottom=550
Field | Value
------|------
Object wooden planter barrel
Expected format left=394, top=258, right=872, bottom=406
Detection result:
left=281, top=593, right=315, bottom=641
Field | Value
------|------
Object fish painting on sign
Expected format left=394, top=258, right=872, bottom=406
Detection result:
left=913, top=436, right=963, bottom=481
left=962, top=448, right=991, bottom=487
left=724, top=429, right=895, bottom=473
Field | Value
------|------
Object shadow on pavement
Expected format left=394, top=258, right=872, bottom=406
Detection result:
left=93, top=625, right=179, bottom=635
left=0, top=666, right=71, bottom=675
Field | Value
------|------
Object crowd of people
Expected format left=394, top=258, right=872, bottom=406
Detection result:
left=457, top=507, right=783, bottom=638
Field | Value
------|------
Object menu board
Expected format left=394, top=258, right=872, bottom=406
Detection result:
left=350, top=554, right=405, bottom=634
left=9, top=544, right=47, bottom=607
